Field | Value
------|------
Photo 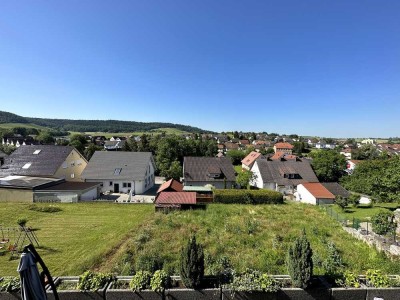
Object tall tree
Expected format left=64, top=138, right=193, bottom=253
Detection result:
left=180, top=235, right=204, bottom=289
left=236, top=170, right=257, bottom=189
left=310, top=150, right=347, bottom=182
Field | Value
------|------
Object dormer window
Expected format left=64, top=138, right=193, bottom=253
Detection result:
left=114, top=168, right=122, bottom=175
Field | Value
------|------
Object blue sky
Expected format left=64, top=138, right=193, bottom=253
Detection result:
left=1, top=1, right=399, bottom=137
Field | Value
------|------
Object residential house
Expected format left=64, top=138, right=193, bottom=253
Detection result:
left=82, top=151, right=155, bottom=195
left=346, top=160, right=362, bottom=174
left=316, top=140, right=336, bottom=150
left=0, top=176, right=100, bottom=203
left=295, top=183, right=335, bottom=205
left=239, top=139, right=250, bottom=146
left=361, top=138, right=375, bottom=145
left=104, top=140, right=126, bottom=151
left=241, top=151, right=261, bottom=170
left=110, top=136, right=127, bottom=142
left=183, top=157, right=236, bottom=189
left=224, top=142, right=240, bottom=151
left=321, top=182, right=350, bottom=199
left=0, top=145, right=87, bottom=182
left=2, top=136, right=37, bottom=148
left=251, top=158, right=319, bottom=195
left=269, top=152, right=298, bottom=161
left=273, top=142, right=294, bottom=154
left=340, top=148, right=352, bottom=160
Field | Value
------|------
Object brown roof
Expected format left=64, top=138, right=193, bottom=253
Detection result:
left=155, top=192, right=197, bottom=205
left=301, top=183, right=335, bottom=199
left=157, top=179, right=183, bottom=194
left=183, top=157, right=236, bottom=183
left=274, top=142, right=294, bottom=149
left=270, top=152, right=298, bottom=161
left=240, top=140, right=250, bottom=145
left=241, top=151, right=261, bottom=167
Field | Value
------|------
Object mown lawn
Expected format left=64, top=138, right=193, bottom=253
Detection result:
left=98, top=202, right=400, bottom=276
left=0, top=203, right=153, bottom=276
left=331, top=203, right=400, bottom=221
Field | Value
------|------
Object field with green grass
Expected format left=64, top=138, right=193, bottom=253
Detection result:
left=2, top=202, right=399, bottom=278
left=0, top=123, right=49, bottom=131
left=98, top=202, right=400, bottom=276
left=331, top=203, right=400, bottom=221
left=0, top=203, right=153, bottom=276
left=68, top=127, right=190, bottom=138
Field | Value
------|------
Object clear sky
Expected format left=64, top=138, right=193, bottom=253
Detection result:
left=1, top=1, right=399, bottom=138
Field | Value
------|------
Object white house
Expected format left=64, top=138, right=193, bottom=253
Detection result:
left=295, top=183, right=335, bottom=205
left=82, top=151, right=156, bottom=195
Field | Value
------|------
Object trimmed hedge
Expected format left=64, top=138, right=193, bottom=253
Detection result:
left=213, top=189, right=283, bottom=204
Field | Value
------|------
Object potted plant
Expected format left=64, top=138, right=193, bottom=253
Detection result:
left=0, top=277, right=21, bottom=300
left=331, top=270, right=367, bottom=300
left=46, top=271, right=113, bottom=300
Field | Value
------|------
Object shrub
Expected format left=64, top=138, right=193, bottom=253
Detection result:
left=77, top=271, right=114, bottom=291
left=335, top=196, right=348, bottom=211
left=16, top=218, right=27, bottom=227
left=0, top=277, right=20, bottom=292
left=28, top=204, right=62, bottom=213
left=322, top=241, right=343, bottom=276
left=286, top=230, right=313, bottom=289
left=348, top=194, right=360, bottom=207
left=150, top=270, right=170, bottom=292
left=336, top=271, right=360, bottom=288
left=366, top=269, right=389, bottom=288
left=179, top=235, right=204, bottom=288
left=371, top=211, right=396, bottom=235
left=226, top=269, right=279, bottom=292
left=135, top=252, right=164, bottom=273
left=130, top=271, right=152, bottom=291
left=213, top=189, right=283, bottom=204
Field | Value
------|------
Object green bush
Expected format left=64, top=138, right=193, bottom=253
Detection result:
left=0, top=277, right=20, bottom=292
left=150, top=270, right=170, bottom=292
left=226, top=269, right=279, bottom=292
left=336, top=271, right=360, bottom=288
left=366, top=269, right=389, bottom=288
left=371, top=211, right=396, bottom=235
left=16, top=217, right=27, bottom=227
left=213, top=189, right=283, bottom=204
left=77, top=271, right=114, bottom=291
left=130, top=271, right=152, bottom=291
left=286, top=230, right=313, bottom=289
left=179, top=235, right=204, bottom=288
left=28, top=204, right=62, bottom=213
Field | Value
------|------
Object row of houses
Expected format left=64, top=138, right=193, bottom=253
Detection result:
left=0, top=145, right=155, bottom=203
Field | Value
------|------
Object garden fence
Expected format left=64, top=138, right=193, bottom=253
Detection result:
left=320, top=205, right=362, bottom=230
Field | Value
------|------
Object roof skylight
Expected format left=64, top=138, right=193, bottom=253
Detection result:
left=22, top=163, right=32, bottom=169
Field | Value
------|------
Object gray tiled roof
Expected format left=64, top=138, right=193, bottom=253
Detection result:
left=256, top=159, right=318, bottom=186
left=81, top=151, right=154, bottom=180
left=0, top=175, right=63, bottom=189
left=183, top=157, right=236, bottom=182
left=0, top=145, right=75, bottom=177
left=321, top=182, right=350, bottom=198
left=0, top=151, right=7, bottom=158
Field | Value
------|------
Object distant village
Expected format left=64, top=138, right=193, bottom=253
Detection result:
left=1, top=130, right=399, bottom=209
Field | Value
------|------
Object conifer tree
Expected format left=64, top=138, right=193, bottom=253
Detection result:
left=179, top=235, right=204, bottom=288
left=286, top=229, right=313, bottom=289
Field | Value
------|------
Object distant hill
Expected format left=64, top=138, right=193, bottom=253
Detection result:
left=0, top=111, right=212, bottom=134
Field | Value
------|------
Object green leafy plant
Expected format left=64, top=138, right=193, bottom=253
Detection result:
left=150, top=270, right=169, bottom=292
left=179, top=235, right=204, bottom=288
left=286, top=229, right=313, bottom=289
left=336, top=271, right=360, bottom=288
left=129, top=270, right=152, bottom=292
left=77, top=271, right=114, bottom=291
left=226, top=269, right=279, bottom=292
left=366, top=269, right=389, bottom=288
left=0, top=277, right=20, bottom=292
left=371, top=211, right=396, bottom=235
left=16, top=217, right=27, bottom=227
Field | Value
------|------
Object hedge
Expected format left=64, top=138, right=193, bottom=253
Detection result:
left=213, top=189, right=283, bottom=204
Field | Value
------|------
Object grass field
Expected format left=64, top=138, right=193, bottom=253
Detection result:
left=98, top=202, right=400, bottom=276
left=68, top=127, right=190, bottom=138
left=2, top=202, right=399, bottom=277
left=0, top=123, right=49, bottom=131
left=0, top=203, right=153, bottom=276
left=331, top=202, right=400, bottom=221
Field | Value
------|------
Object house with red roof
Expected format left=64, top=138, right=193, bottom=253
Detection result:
left=241, top=151, right=261, bottom=170
left=155, top=192, right=197, bottom=211
left=295, top=182, right=335, bottom=205
left=273, top=142, right=294, bottom=154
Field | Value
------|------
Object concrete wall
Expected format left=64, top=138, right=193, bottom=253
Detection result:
left=0, top=188, right=33, bottom=202
left=81, top=188, right=99, bottom=201
left=54, top=149, right=88, bottom=182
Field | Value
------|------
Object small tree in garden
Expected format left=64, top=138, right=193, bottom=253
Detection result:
left=335, top=195, right=348, bottom=211
left=286, top=229, right=313, bottom=289
left=179, top=235, right=204, bottom=288
left=371, top=210, right=396, bottom=235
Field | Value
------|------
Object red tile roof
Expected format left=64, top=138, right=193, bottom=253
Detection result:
left=301, top=183, right=335, bottom=199
left=274, top=142, right=294, bottom=149
left=157, top=179, right=183, bottom=194
left=155, top=192, right=197, bottom=205
left=241, top=151, right=261, bottom=167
